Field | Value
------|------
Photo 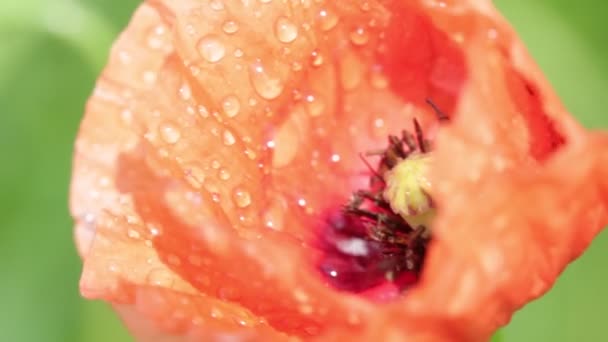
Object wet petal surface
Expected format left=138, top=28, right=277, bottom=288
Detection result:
left=71, top=0, right=608, bottom=340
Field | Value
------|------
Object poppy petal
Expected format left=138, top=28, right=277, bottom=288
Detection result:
left=71, top=0, right=608, bottom=340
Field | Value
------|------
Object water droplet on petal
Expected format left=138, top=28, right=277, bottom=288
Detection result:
left=318, top=8, right=338, bottom=31
left=233, top=187, right=252, bottom=208
left=222, top=20, right=239, bottom=34
left=197, top=105, right=209, bottom=118
left=211, top=192, right=221, bottom=203
left=263, top=195, right=286, bottom=230
left=197, top=35, right=226, bottom=63
left=210, top=307, right=224, bottom=319
left=274, top=16, right=298, bottom=43
left=370, top=67, right=389, bottom=89
left=244, top=148, right=257, bottom=160
left=147, top=268, right=175, bottom=287
left=148, top=224, right=161, bottom=236
left=349, top=26, right=369, bottom=46
left=179, top=84, right=192, bottom=101
left=209, top=0, right=224, bottom=11
left=305, top=94, right=325, bottom=117
left=127, top=229, right=141, bottom=239
left=221, top=95, right=241, bottom=118
left=218, top=168, right=231, bottom=180
left=233, top=48, right=244, bottom=58
left=310, top=49, right=324, bottom=67
left=147, top=25, right=167, bottom=50
left=160, top=123, right=181, bottom=144
left=249, top=60, right=284, bottom=100
left=184, top=24, right=196, bottom=36
left=143, top=70, right=157, bottom=84
left=223, top=130, right=236, bottom=146
left=185, top=164, right=206, bottom=188
left=291, top=61, right=303, bottom=71
left=370, top=117, right=388, bottom=138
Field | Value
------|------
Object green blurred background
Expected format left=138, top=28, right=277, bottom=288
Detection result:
left=0, top=1, right=606, bottom=341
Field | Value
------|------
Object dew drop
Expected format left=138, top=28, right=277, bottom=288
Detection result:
left=197, top=105, right=209, bottom=118
left=318, top=8, right=338, bottom=31
left=147, top=268, right=175, bottom=287
left=244, top=148, right=257, bottom=160
left=305, top=94, right=325, bottom=117
left=349, top=26, right=369, bottom=46
left=160, top=123, right=181, bottom=144
left=221, top=95, right=241, bottom=118
left=147, top=25, right=168, bottom=50
left=179, top=84, right=192, bottom=101
left=185, top=164, right=206, bottom=188
left=370, top=117, right=387, bottom=138
left=210, top=307, right=224, bottom=319
left=223, top=130, right=236, bottom=146
left=370, top=67, right=389, bottom=89
left=127, top=229, right=141, bottom=239
left=291, top=61, right=303, bottom=71
left=107, top=260, right=120, bottom=273
left=233, top=188, right=252, bottom=208
left=211, top=192, right=221, bottom=203
left=209, top=0, right=224, bottom=11
left=211, top=159, right=221, bottom=169
left=197, top=35, right=226, bottom=63
left=148, top=224, right=161, bottom=236
left=263, top=196, right=286, bottom=230
left=222, top=20, right=239, bottom=34
left=310, top=49, right=324, bottom=67
left=143, top=70, right=157, bottom=84
left=274, top=16, right=298, bottom=43
left=233, top=48, right=244, bottom=58
left=218, top=168, right=231, bottom=181
left=185, top=24, right=196, bottom=36
left=293, top=288, right=309, bottom=303
left=249, top=60, right=284, bottom=100
left=297, top=198, right=307, bottom=207
left=118, top=50, right=131, bottom=64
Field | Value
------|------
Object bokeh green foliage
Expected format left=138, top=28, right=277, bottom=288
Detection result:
left=0, top=1, right=605, bottom=341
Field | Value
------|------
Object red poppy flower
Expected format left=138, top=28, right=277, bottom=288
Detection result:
left=71, top=0, right=608, bottom=341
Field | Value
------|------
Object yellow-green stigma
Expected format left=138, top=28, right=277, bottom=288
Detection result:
left=383, top=153, right=435, bottom=229
left=333, top=101, right=448, bottom=288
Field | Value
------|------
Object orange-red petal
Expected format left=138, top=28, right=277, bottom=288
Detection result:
left=71, top=0, right=608, bottom=341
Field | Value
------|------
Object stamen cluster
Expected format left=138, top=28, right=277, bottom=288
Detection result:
left=318, top=102, right=447, bottom=294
